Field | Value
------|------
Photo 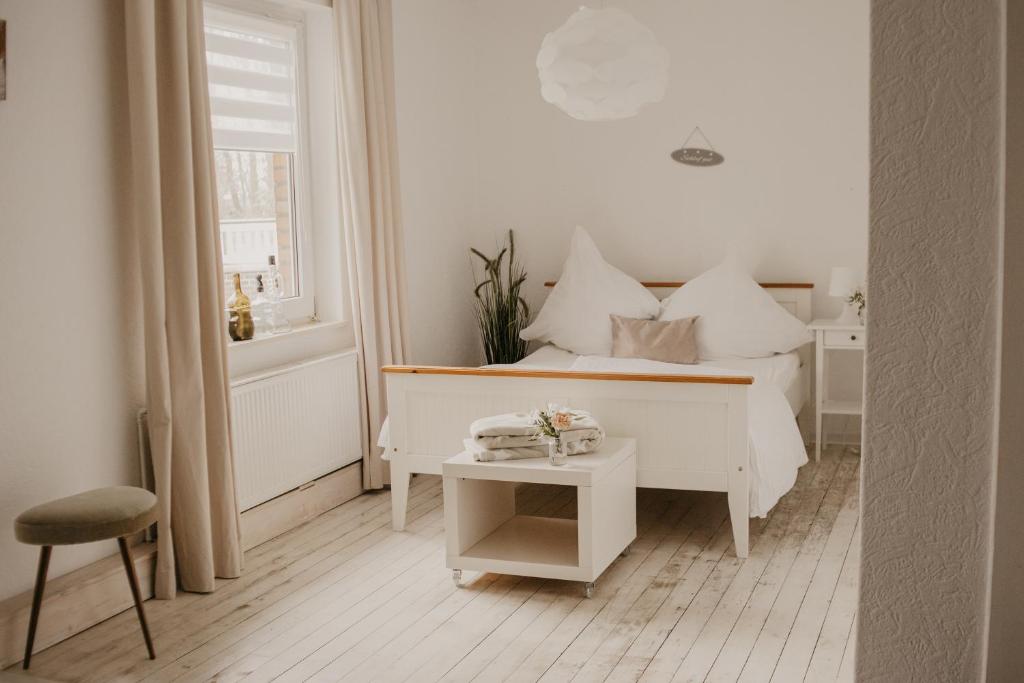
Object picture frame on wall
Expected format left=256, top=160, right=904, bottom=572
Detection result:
left=1, top=20, right=6, bottom=101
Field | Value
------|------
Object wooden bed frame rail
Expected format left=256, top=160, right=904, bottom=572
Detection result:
left=382, top=365, right=754, bottom=385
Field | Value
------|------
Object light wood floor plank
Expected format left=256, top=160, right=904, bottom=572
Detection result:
left=539, top=495, right=733, bottom=682
left=665, top=449, right=836, bottom=683
left=702, top=448, right=852, bottom=683
left=10, top=448, right=860, bottom=683
left=804, top=520, right=860, bottom=682
left=162, top=507, right=449, bottom=679
left=502, top=494, right=695, bottom=683
left=737, top=450, right=860, bottom=683
left=770, top=473, right=860, bottom=682
left=638, top=452, right=836, bottom=683
left=569, top=499, right=731, bottom=682
left=836, top=615, right=858, bottom=682
left=606, top=449, right=829, bottom=683
left=227, top=488, right=579, bottom=683
left=299, top=569, right=504, bottom=682
left=303, top=487, right=582, bottom=683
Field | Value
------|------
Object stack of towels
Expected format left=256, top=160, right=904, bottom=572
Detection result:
left=465, top=411, right=605, bottom=462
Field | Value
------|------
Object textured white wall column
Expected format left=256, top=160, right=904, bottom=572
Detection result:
left=860, top=1, right=1004, bottom=680
left=987, top=1, right=1024, bottom=678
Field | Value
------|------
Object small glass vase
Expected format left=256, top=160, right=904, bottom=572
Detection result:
left=548, top=438, right=568, bottom=466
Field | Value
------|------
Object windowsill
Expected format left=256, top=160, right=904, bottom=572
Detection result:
left=228, top=319, right=348, bottom=349
left=228, top=319, right=356, bottom=380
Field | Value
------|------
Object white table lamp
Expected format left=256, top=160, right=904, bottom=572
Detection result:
left=829, top=267, right=861, bottom=325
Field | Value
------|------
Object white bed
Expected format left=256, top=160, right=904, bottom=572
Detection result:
left=382, top=283, right=813, bottom=559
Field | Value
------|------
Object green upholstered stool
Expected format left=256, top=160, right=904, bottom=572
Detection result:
left=14, top=486, right=158, bottom=669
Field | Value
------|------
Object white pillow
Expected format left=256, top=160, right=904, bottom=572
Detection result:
left=520, top=227, right=660, bottom=356
left=659, top=261, right=812, bottom=360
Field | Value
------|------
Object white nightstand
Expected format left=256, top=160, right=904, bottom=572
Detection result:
left=808, top=319, right=865, bottom=461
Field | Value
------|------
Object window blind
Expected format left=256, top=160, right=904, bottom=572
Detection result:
left=205, top=9, right=298, bottom=152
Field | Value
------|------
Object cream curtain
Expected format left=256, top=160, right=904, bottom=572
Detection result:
left=124, top=0, right=243, bottom=599
left=334, top=0, right=410, bottom=489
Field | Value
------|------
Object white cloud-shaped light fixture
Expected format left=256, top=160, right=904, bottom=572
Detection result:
left=537, top=6, right=669, bottom=122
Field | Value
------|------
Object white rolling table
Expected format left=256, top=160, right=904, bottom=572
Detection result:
left=442, top=437, right=637, bottom=598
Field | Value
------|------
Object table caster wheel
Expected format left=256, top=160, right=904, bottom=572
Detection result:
left=584, top=581, right=596, bottom=599
left=620, top=545, right=631, bottom=557
left=452, top=569, right=462, bottom=588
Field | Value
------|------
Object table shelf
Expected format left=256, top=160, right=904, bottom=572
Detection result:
left=460, top=515, right=578, bottom=569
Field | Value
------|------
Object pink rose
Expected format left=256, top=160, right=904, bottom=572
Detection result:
left=551, top=411, right=573, bottom=431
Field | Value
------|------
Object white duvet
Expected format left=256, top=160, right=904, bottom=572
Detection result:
left=567, top=354, right=807, bottom=517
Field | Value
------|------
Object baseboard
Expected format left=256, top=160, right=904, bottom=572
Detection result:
left=0, top=541, right=156, bottom=669
left=239, top=461, right=363, bottom=551
left=822, top=433, right=863, bottom=448
left=0, top=462, right=364, bottom=669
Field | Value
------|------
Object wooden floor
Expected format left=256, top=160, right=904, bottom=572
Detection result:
left=17, top=446, right=859, bottom=683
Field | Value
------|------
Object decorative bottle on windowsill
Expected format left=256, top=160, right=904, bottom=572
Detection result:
left=251, top=275, right=271, bottom=337
left=263, top=255, right=292, bottom=334
left=227, top=273, right=254, bottom=341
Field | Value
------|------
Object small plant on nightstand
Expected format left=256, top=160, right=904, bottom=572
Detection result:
left=847, top=286, right=866, bottom=322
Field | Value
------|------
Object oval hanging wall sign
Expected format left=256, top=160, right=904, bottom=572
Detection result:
left=671, top=126, right=724, bottom=167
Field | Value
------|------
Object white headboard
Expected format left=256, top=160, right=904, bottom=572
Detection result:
left=542, top=281, right=814, bottom=323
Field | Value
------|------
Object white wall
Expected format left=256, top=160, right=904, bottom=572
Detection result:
left=859, top=0, right=1003, bottom=679
left=987, top=0, right=1024, bottom=677
left=0, top=0, right=144, bottom=600
left=468, top=0, right=868, bottom=318
left=392, top=0, right=482, bottom=367
left=394, top=0, right=868, bottom=435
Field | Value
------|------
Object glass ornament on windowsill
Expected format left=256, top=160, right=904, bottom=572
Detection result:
left=251, top=275, right=271, bottom=337
left=262, top=256, right=292, bottom=335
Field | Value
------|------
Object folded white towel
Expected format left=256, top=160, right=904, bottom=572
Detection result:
left=469, top=412, right=540, bottom=440
left=469, top=411, right=605, bottom=455
left=464, top=438, right=547, bottom=462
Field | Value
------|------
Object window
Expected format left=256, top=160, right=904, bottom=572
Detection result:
left=205, top=5, right=314, bottom=319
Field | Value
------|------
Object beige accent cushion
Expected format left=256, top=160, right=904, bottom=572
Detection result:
left=610, top=314, right=700, bottom=365
left=14, top=486, right=158, bottom=546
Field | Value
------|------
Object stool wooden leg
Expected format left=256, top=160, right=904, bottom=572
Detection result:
left=117, top=537, right=155, bottom=659
left=23, top=545, right=52, bottom=669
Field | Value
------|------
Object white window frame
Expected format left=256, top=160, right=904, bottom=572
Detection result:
left=205, top=1, right=318, bottom=323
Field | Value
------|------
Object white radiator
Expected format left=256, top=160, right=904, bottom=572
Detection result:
left=231, top=351, right=362, bottom=511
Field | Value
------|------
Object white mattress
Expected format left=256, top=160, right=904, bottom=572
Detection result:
left=515, top=345, right=804, bottom=408
left=514, top=344, right=578, bottom=370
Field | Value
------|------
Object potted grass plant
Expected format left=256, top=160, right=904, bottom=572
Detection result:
left=470, top=230, right=530, bottom=364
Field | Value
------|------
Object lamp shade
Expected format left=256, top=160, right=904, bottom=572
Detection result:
left=536, top=7, right=669, bottom=122
left=829, top=267, right=858, bottom=297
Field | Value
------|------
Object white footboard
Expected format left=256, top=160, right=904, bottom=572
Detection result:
left=383, top=366, right=752, bottom=557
